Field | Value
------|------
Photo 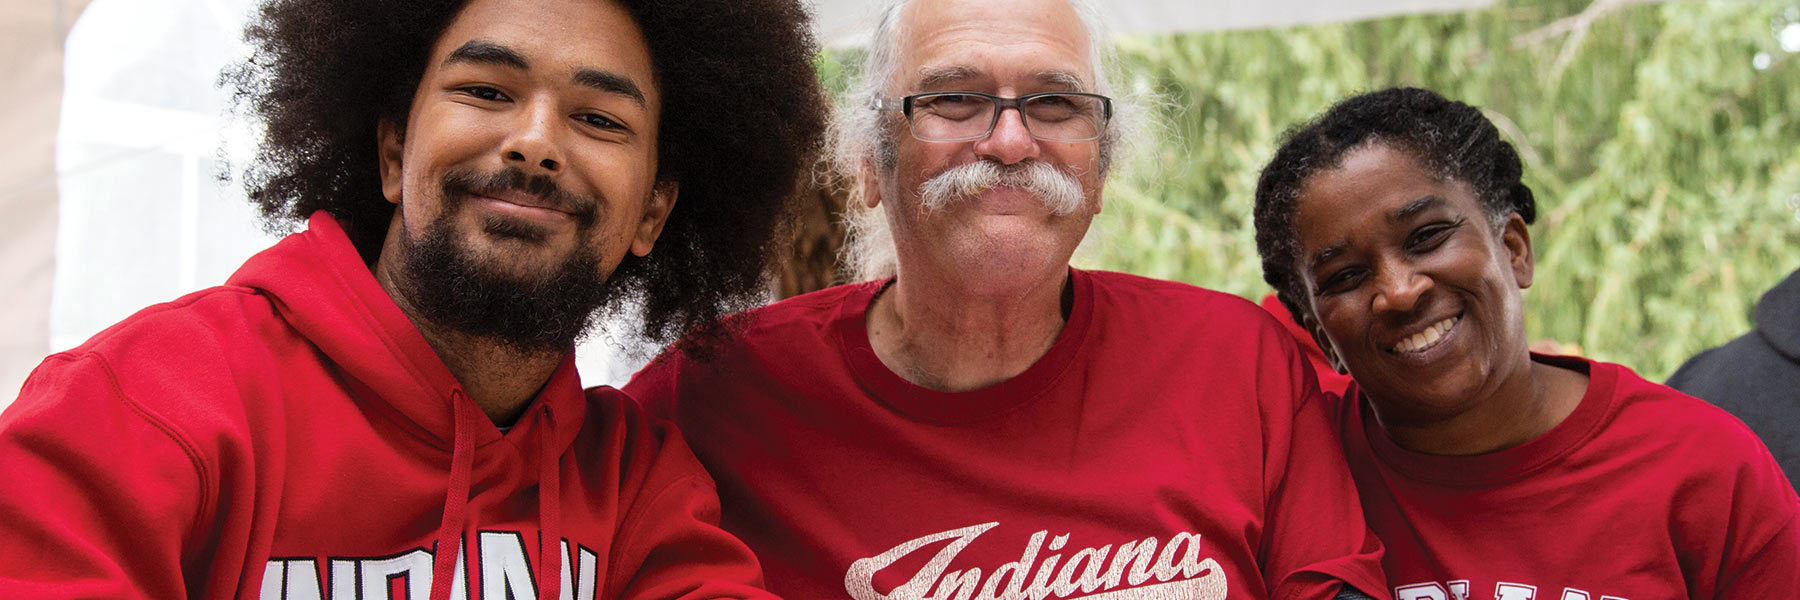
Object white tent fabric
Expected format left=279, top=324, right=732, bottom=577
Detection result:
left=12, top=0, right=1499, bottom=410
left=812, top=0, right=1492, bottom=47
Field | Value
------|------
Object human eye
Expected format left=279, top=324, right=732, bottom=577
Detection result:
left=1032, top=94, right=1079, bottom=108
left=455, top=85, right=510, bottom=102
left=915, top=93, right=987, bottom=120
left=1405, top=218, right=1464, bottom=252
left=575, top=112, right=627, bottom=132
left=1316, top=265, right=1367, bottom=295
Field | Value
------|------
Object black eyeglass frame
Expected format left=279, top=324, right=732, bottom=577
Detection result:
left=872, top=91, right=1115, bottom=142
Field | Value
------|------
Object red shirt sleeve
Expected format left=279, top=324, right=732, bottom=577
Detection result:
left=1255, top=325, right=1390, bottom=600
left=602, top=395, right=779, bottom=600
left=0, top=353, right=208, bottom=599
left=1711, top=426, right=1800, bottom=597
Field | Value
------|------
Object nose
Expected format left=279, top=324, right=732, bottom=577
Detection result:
left=1370, top=263, right=1432, bottom=315
left=970, top=106, right=1042, bottom=165
left=501, top=97, right=564, bottom=174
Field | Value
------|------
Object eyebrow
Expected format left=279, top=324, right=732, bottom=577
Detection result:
left=444, top=39, right=529, bottom=70
left=914, top=65, right=981, bottom=90
left=912, top=66, right=1090, bottom=93
left=1308, top=242, right=1346, bottom=274
left=445, top=39, right=646, bottom=107
left=573, top=68, right=646, bottom=107
left=1390, top=195, right=1444, bottom=222
left=1034, top=71, right=1088, bottom=92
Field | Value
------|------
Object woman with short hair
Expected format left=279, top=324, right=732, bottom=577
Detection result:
left=1253, top=87, right=1799, bottom=599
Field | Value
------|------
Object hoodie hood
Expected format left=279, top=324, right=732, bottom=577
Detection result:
left=224, top=211, right=583, bottom=600
left=1755, top=268, right=1800, bottom=363
left=225, top=211, right=587, bottom=448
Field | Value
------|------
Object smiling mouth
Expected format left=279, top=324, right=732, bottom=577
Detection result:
left=1390, top=314, right=1461, bottom=354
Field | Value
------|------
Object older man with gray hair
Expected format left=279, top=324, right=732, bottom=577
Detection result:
left=626, top=0, right=1386, bottom=598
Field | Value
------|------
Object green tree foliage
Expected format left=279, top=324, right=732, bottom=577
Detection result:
left=824, top=0, right=1800, bottom=380
left=1107, top=0, right=1800, bottom=381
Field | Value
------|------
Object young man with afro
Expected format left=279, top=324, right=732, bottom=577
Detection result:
left=0, top=0, right=826, bottom=598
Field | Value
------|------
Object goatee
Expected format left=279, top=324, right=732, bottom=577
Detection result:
left=394, top=168, right=617, bottom=354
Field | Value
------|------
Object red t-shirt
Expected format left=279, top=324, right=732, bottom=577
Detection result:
left=1334, top=354, right=1800, bottom=600
left=628, top=269, right=1387, bottom=600
left=1258, top=294, right=1354, bottom=397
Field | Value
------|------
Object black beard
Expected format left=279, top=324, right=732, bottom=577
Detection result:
left=393, top=169, right=616, bottom=355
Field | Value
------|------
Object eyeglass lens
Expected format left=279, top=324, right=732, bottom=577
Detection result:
left=909, top=93, right=1106, bottom=142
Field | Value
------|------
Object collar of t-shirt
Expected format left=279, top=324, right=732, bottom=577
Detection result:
left=834, top=268, right=1095, bottom=424
left=1358, top=354, right=1612, bottom=487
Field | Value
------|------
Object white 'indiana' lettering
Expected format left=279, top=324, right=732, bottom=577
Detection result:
left=258, top=532, right=598, bottom=600
left=1396, top=580, right=1628, bottom=600
left=844, top=522, right=1226, bottom=600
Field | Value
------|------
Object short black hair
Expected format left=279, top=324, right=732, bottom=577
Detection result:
left=227, top=0, right=828, bottom=344
left=1253, top=87, right=1537, bottom=324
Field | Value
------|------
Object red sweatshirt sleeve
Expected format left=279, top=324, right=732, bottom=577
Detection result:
left=0, top=353, right=209, bottom=598
left=1255, top=327, right=1390, bottom=600
left=604, top=412, right=778, bottom=600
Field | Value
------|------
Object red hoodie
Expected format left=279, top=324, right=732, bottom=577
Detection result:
left=0, top=212, right=773, bottom=600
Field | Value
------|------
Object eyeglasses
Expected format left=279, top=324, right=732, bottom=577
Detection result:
left=873, top=91, right=1113, bottom=143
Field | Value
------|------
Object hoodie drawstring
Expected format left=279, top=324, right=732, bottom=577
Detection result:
left=426, top=393, right=562, bottom=600
left=537, top=403, right=561, bottom=600
left=429, top=390, right=479, bottom=600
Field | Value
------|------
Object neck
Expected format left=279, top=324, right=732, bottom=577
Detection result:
left=412, top=323, right=563, bottom=426
left=373, top=253, right=561, bottom=427
left=1376, top=355, right=1588, bottom=456
left=867, top=267, right=1072, bottom=392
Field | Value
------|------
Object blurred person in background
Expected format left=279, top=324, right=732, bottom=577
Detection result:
left=1669, top=266, right=1800, bottom=491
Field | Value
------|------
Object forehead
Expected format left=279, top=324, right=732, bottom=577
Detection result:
left=430, top=0, right=659, bottom=99
left=893, top=0, right=1095, bottom=91
left=1293, top=145, right=1480, bottom=247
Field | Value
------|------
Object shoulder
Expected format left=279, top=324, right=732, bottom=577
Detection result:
left=1084, top=270, right=1251, bottom=306
left=577, top=385, right=720, bottom=494
left=1081, top=270, right=1285, bottom=336
left=627, top=282, right=869, bottom=396
left=582, top=385, right=676, bottom=443
left=1, top=286, right=286, bottom=521
left=32, top=284, right=291, bottom=400
left=1590, top=359, right=1791, bottom=497
left=739, top=281, right=873, bottom=334
left=12, top=284, right=298, bottom=455
left=63, top=284, right=284, bottom=362
left=1600, top=360, right=1763, bottom=444
left=1593, top=360, right=1800, bottom=580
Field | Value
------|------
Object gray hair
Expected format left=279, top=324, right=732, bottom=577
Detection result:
left=832, top=0, right=1146, bottom=282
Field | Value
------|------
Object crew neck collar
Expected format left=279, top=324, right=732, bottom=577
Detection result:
left=1356, top=353, right=1615, bottom=487
left=835, top=268, right=1095, bottom=424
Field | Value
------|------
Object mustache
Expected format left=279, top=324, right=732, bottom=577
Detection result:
left=916, top=160, right=1085, bottom=216
left=440, top=168, right=598, bottom=228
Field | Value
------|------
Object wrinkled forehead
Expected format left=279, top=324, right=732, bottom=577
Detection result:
left=890, top=0, right=1096, bottom=94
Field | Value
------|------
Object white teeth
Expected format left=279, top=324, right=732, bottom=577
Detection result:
left=1393, top=316, right=1459, bottom=353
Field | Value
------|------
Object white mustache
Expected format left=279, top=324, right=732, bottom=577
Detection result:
left=916, top=160, right=1085, bottom=216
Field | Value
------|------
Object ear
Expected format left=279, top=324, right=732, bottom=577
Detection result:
left=858, top=158, right=882, bottom=209
left=629, top=180, right=680, bottom=257
left=1500, top=212, right=1534, bottom=289
left=377, top=119, right=405, bottom=206
left=1302, top=312, right=1349, bottom=375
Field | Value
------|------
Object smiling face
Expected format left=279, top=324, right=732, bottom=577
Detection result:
left=373, top=0, right=676, bottom=350
left=872, top=0, right=1105, bottom=287
left=1294, top=143, right=1536, bottom=426
left=381, top=0, right=674, bottom=278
